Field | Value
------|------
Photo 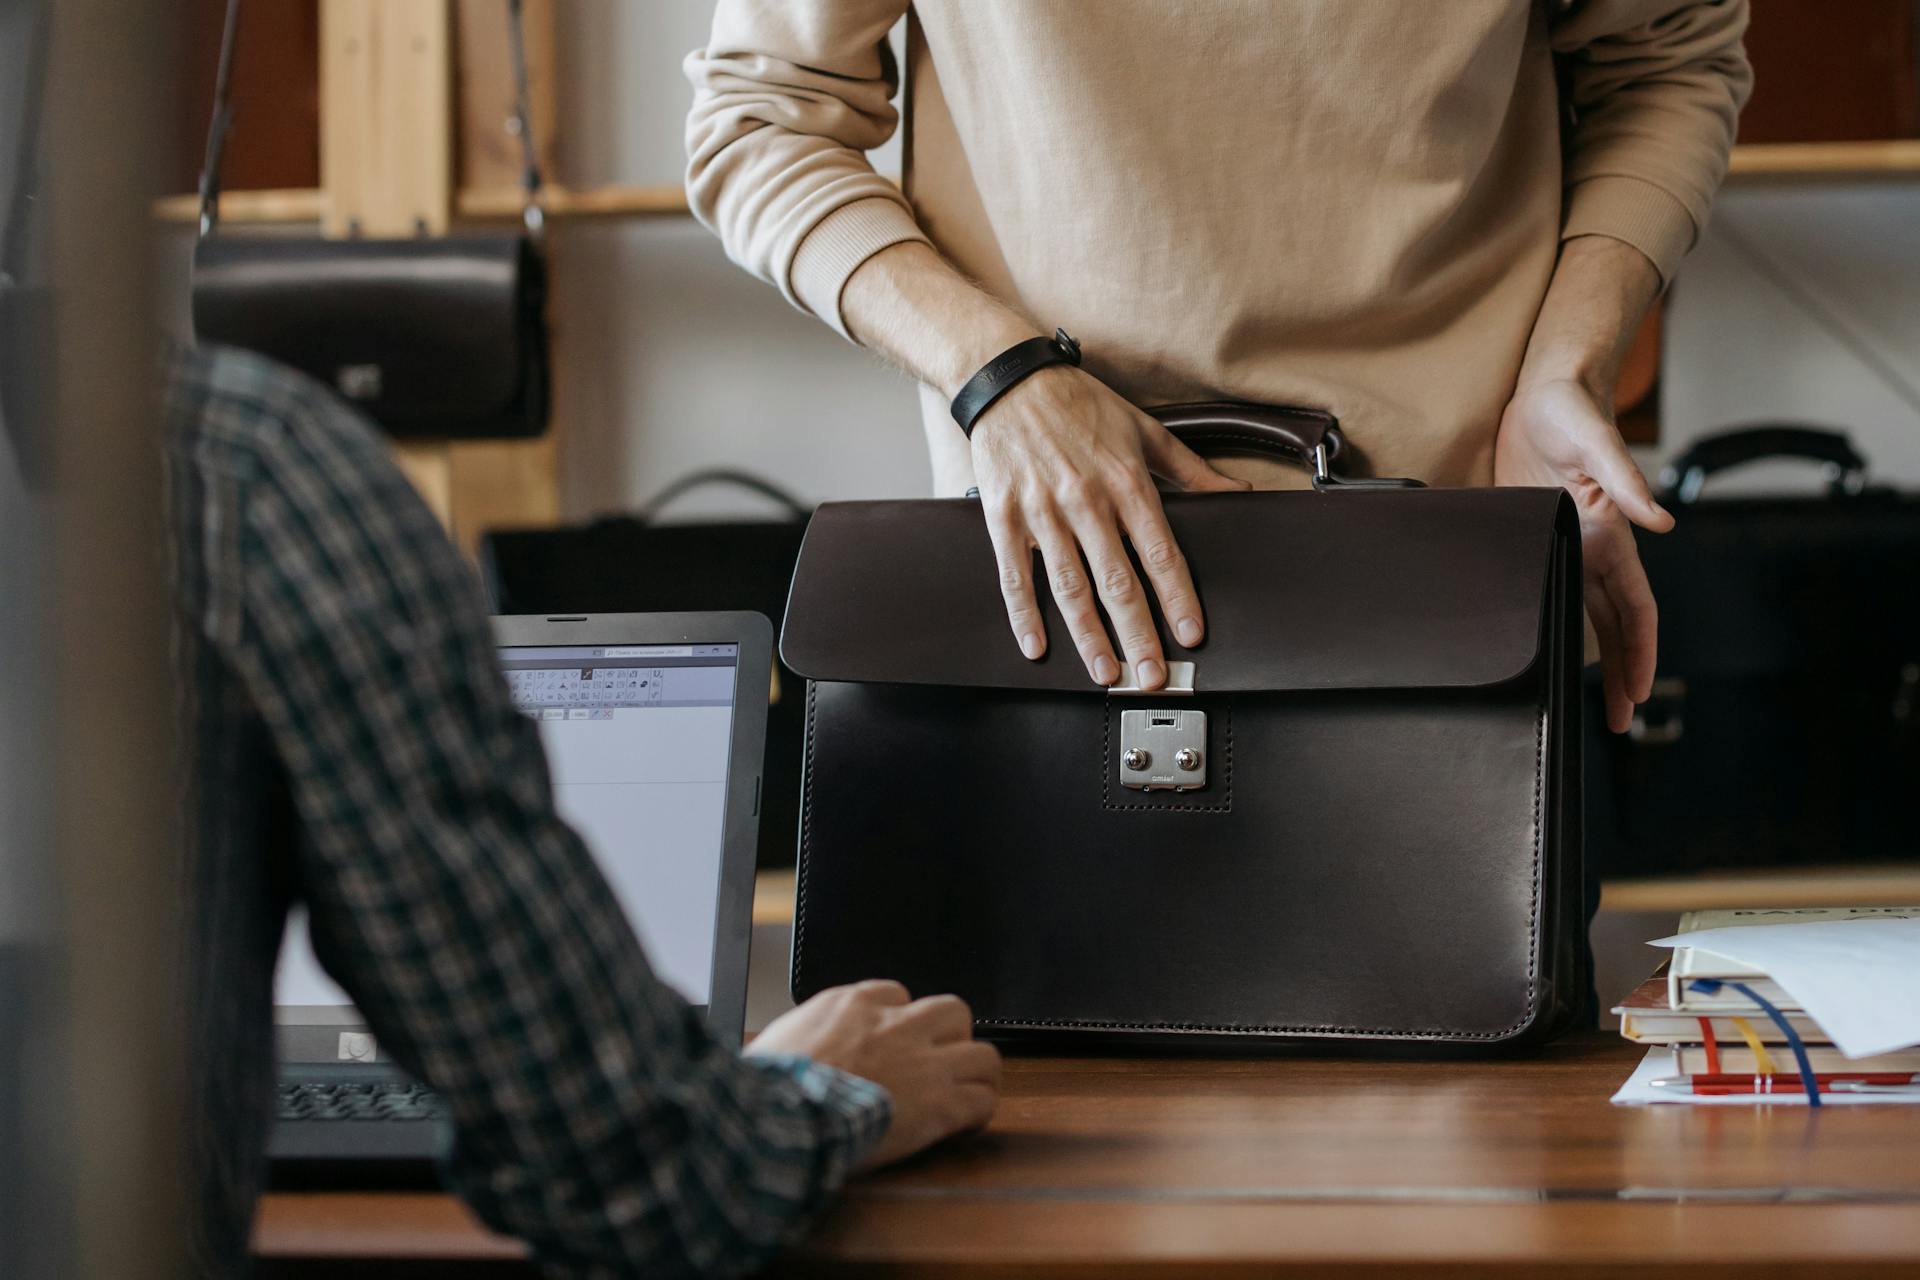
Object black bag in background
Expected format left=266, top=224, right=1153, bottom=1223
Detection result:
left=481, top=471, right=812, bottom=869
left=1587, top=425, right=1920, bottom=877
left=189, top=0, right=550, bottom=441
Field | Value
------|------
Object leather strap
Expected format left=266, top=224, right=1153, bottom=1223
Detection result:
left=195, top=0, right=244, bottom=236
left=504, top=0, right=545, bottom=238
left=950, top=328, right=1082, bottom=437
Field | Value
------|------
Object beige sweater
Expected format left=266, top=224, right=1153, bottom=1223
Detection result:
left=686, top=1, right=1750, bottom=493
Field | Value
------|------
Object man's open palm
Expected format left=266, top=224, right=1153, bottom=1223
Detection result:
left=1495, top=378, right=1674, bottom=734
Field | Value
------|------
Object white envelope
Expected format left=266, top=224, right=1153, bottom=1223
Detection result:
left=1649, top=918, right=1920, bottom=1059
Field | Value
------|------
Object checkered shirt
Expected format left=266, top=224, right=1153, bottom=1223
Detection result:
left=165, top=345, right=886, bottom=1277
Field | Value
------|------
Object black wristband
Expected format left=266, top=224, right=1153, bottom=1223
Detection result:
left=949, top=327, right=1082, bottom=438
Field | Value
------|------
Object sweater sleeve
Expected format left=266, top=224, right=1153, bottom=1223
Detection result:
left=684, top=0, right=927, bottom=339
left=1550, top=0, right=1753, bottom=284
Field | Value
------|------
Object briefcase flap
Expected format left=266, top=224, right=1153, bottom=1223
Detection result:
left=782, top=487, right=1575, bottom=694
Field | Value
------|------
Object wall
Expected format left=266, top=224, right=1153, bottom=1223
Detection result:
left=550, top=1, right=919, bottom=522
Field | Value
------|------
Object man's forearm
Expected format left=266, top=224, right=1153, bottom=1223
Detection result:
left=1515, top=235, right=1662, bottom=405
left=840, top=241, right=1044, bottom=398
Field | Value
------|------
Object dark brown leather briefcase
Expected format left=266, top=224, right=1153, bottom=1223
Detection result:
left=782, top=407, right=1587, bottom=1050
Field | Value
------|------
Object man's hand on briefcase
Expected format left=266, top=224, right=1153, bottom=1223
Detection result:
left=748, top=979, right=1003, bottom=1169
left=1495, top=236, right=1675, bottom=735
left=840, top=242, right=1244, bottom=693
left=969, top=363, right=1245, bottom=690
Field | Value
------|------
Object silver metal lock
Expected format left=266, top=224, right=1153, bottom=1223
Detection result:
left=1118, top=708, right=1208, bottom=791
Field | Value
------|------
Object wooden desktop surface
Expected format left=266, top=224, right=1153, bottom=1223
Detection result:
left=255, top=1033, right=1920, bottom=1277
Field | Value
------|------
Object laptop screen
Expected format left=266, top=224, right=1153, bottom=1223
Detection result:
left=274, top=640, right=742, bottom=1017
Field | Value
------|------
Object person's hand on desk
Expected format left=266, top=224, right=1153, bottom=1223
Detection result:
left=748, top=979, right=1002, bottom=1168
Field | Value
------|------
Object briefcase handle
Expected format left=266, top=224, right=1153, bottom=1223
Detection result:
left=1148, top=402, right=1424, bottom=490
left=1658, top=424, right=1869, bottom=504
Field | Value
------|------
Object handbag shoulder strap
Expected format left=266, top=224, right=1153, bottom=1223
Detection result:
left=194, top=0, right=243, bottom=237
left=197, top=0, right=546, bottom=239
left=637, top=470, right=811, bottom=524
left=504, top=0, right=545, bottom=238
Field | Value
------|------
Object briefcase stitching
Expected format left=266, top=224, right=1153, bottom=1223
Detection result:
left=795, top=682, right=1551, bottom=1043
left=794, top=679, right=819, bottom=998
left=1101, top=703, right=1232, bottom=813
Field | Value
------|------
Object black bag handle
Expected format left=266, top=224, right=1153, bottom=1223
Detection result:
left=1147, top=402, right=1424, bottom=490
left=1658, top=424, right=1869, bottom=504
left=636, top=469, right=810, bottom=523
left=197, top=0, right=545, bottom=239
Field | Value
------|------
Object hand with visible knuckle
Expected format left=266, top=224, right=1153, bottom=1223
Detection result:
left=967, top=365, right=1224, bottom=675
left=1099, top=562, right=1138, bottom=600
left=1143, top=538, right=1180, bottom=571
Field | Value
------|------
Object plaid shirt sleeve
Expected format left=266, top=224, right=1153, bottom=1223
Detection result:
left=168, top=347, right=888, bottom=1277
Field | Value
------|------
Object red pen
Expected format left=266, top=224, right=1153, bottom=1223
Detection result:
left=1650, top=1073, right=1920, bottom=1095
left=1675, top=1073, right=1920, bottom=1086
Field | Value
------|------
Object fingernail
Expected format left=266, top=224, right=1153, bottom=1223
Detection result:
left=1019, top=632, right=1042, bottom=660
left=1136, top=658, right=1163, bottom=689
left=1174, top=617, right=1201, bottom=646
left=1093, top=655, right=1119, bottom=685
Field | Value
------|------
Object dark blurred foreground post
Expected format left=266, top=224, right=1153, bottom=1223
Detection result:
left=0, top=0, right=187, bottom=1275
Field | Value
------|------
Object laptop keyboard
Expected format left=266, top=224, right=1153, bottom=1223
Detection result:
left=278, top=1079, right=447, bottom=1123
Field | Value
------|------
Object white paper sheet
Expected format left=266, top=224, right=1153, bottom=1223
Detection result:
left=1648, top=917, right=1920, bottom=1059
left=1610, top=1046, right=1920, bottom=1106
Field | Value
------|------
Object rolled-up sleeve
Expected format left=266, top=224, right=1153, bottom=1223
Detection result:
left=1551, top=0, right=1753, bottom=284
left=684, top=0, right=926, bottom=338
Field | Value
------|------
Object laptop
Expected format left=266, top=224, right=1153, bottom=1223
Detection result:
left=269, top=611, right=772, bottom=1186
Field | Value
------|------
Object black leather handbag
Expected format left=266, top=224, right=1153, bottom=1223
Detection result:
left=1587, top=424, right=1920, bottom=876
left=189, top=0, right=549, bottom=441
left=781, top=406, right=1588, bottom=1050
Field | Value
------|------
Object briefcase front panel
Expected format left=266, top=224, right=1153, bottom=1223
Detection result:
left=783, top=488, right=1583, bottom=1048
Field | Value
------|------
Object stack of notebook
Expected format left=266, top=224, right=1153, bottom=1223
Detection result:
left=1613, top=906, right=1920, bottom=1100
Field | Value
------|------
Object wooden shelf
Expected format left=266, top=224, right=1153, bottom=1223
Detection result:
left=1726, top=139, right=1920, bottom=181
left=153, top=186, right=328, bottom=225
left=1600, top=864, right=1920, bottom=914
left=155, top=182, right=690, bottom=227
left=456, top=183, right=690, bottom=221
left=156, top=141, right=1920, bottom=228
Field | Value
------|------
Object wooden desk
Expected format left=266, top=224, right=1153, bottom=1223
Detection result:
left=256, top=1034, right=1920, bottom=1277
